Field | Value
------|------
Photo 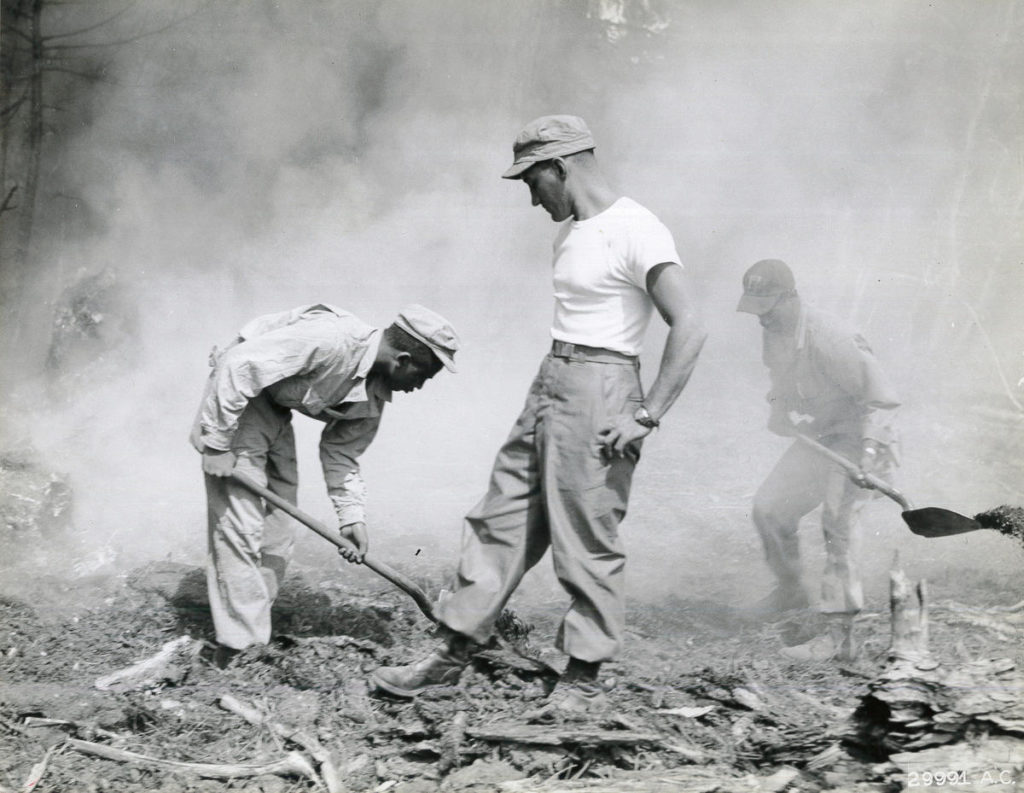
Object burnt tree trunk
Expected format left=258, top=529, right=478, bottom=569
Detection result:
left=848, top=565, right=1024, bottom=770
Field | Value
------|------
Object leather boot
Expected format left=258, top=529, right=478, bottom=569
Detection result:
left=780, top=614, right=857, bottom=662
left=744, top=582, right=810, bottom=621
left=372, top=637, right=471, bottom=698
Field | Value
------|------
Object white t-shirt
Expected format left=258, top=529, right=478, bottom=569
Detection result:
left=550, top=196, right=681, bottom=356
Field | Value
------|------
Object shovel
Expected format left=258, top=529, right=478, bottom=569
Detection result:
left=231, top=471, right=557, bottom=677
left=230, top=471, right=438, bottom=622
left=794, top=434, right=984, bottom=538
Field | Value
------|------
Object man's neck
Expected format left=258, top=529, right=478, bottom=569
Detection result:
left=570, top=179, right=620, bottom=221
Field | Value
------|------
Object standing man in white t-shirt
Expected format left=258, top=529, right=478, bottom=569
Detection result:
left=373, top=116, right=706, bottom=711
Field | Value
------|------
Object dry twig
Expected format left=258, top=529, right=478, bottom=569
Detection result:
left=20, top=743, right=59, bottom=793
left=218, top=693, right=345, bottom=793
left=65, top=738, right=317, bottom=782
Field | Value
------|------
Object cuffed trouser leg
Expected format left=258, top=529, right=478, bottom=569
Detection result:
left=437, top=375, right=549, bottom=645
left=543, top=359, right=638, bottom=663
left=752, top=440, right=827, bottom=591
left=438, top=355, right=641, bottom=663
left=819, top=440, right=867, bottom=614
left=205, top=394, right=298, bottom=650
left=752, top=435, right=868, bottom=614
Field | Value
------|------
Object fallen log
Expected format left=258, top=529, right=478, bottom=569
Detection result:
left=65, top=738, right=317, bottom=782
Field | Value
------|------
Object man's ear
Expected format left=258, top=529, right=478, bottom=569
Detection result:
left=550, top=157, right=568, bottom=179
left=393, top=351, right=413, bottom=368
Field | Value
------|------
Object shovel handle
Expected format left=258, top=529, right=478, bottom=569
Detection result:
left=229, top=471, right=437, bottom=623
left=795, top=434, right=913, bottom=511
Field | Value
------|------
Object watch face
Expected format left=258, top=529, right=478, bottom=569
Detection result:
left=633, top=407, right=655, bottom=427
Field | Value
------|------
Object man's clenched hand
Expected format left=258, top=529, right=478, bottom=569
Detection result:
left=596, top=415, right=651, bottom=460
left=202, top=448, right=237, bottom=477
left=338, top=521, right=368, bottom=564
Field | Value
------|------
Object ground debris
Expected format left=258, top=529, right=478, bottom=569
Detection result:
left=975, top=505, right=1024, bottom=545
left=466, top=723, right=664, bottom=748
left=94, top=635, right=201, bottom=692
left=2, top=555, right=1021, bottom=792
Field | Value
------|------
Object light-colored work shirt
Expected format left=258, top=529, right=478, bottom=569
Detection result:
left=550, top=197, right=681, bottom=356
left=763, top=304, right=900, bottom=446
left=192, top=304, right=391, bottom=525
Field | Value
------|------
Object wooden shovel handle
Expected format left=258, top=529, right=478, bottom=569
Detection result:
left=230, top=471, right=437, bottom=623
left=795, top=434, right=913, bottom=511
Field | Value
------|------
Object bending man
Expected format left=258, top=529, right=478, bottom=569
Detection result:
left=191, top=304, right=459, bottom=666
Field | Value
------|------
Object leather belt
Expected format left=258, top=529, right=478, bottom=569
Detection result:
left=551, top=340, right=637, bottom=365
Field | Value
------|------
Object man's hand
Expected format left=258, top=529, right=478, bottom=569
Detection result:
left=338, top=521, right=368, bottom=564
left=202, top=448, right=237, bottom=477
left=597, top=415, right=651, bottom=460
left=849, top=442, right=883, bottom=489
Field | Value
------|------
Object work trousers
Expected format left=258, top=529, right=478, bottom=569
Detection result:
left=438, top=351, right=643, bottom=662
left=204, top=393, right=299, bottom=649
left=752, top=434, right=868, bottom=614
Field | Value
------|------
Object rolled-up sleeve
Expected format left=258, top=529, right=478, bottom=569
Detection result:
left=198, top=321, right=338, bottom=450
left=319, top=416, right=381, bottom=526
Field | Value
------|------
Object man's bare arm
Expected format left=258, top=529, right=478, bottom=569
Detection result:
left=642, top=263, right=707, bottom=420
left=598, top=263, right=706, bottom=455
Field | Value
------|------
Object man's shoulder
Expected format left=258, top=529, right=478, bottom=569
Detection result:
left=612, top=196, right=664, bottom=223
left=239, top=304, right=366, bottom=338
left=803, top=306, right=873, bottom=356
left=804, top=305, right=858, bottom=337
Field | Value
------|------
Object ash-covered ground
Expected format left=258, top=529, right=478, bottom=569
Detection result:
left=2, top=389, right=1023, bottom=792
left=1, top=554, right=1022, bottom=793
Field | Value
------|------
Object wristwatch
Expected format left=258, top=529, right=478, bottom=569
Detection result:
left=632, top=405, right=660, bottom=429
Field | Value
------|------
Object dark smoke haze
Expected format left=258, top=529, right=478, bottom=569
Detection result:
left=4, top=1, right=1023, bottom=609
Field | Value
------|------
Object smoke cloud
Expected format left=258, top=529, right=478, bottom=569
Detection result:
left=5, top=0, right=1023, bottom=609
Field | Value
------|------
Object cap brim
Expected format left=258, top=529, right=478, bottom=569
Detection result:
left=501, top=159, right=535, bottom=180
left=736, top=293, right=781, bottom=315
left=395, top=317, right=458, bottom=372
left=430, top=348, right=457, bottom=373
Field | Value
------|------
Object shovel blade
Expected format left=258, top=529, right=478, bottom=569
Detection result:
left=902, top=507, right=985, bottom=538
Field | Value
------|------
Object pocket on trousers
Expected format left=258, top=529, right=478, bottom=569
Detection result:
left=583, top=454, right=635, bottom=520
left=582, top=482, right=621, bottom=524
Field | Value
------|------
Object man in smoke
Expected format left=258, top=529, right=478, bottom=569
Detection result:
left=737, top=259, right=900, bottom=661
left=373, top=115, right=706, bottom=712
left=191, top=303, right=460, bottom=667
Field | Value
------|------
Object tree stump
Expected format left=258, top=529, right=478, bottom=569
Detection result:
left=847, top=564, right=1024, bottom=789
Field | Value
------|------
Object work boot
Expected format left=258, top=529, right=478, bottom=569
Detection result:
left=371, top=634, right=473, bottom=698
left=779, top=633, right=838, bottom=662
left=744, top=584, right=810, bottom=621
left=526, top=679, right=613, bottom=723
left=524, top=658, right=612, bottom=723
left=780, top=615, right=857, bottom=663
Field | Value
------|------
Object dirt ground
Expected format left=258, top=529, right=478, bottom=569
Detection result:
left=1, top=548, right=1022, bottom=792
left=2, top=395, right=1023, bottom=792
